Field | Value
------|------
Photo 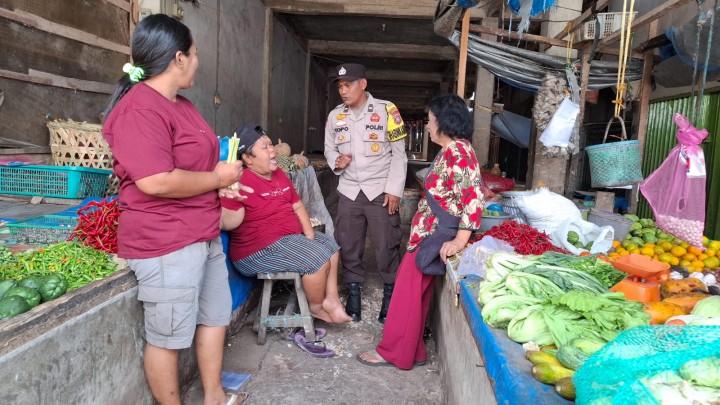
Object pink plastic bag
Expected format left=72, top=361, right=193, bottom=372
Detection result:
left=639, top=114, right=708, bottom=248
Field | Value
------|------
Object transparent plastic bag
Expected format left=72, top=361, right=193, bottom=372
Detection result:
left=550, top=217, right=615, bottom=255
left=640, top=114, right=708, bottom=248
left=457, top=236, right=515, bottom=277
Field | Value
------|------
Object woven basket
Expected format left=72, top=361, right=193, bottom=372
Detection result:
left=585, top=116, right=643, bottom=188
left=47, top=119, right=119, bottom=195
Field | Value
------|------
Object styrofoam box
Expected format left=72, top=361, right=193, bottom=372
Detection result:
left=587, top=209, right=634, bottom=241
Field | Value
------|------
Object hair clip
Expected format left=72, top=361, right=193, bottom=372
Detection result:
left=123, top=63, right=145, bottom=83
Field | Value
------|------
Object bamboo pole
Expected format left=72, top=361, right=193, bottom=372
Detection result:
left=457, top=10, right=471, bottom=98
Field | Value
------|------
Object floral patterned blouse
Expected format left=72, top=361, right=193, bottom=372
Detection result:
left=407, top=139, right=484, bottom=251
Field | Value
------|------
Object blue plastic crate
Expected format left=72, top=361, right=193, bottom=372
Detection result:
left=0, top=165, right=111, bottom=199
left=5, top=215, right=78, bottom=244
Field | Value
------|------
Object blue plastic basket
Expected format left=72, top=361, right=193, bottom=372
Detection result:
left=5, top=215, right=78, bottom=244
left=0, top=165, right=111, bottom=199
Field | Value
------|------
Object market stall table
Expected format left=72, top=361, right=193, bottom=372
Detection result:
left=446, top=261, right=572, bottom=405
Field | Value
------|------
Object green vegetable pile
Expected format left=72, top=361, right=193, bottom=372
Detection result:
left=538, top=252, right=627, bottom=288
left=0, top=274, right=69, bottom=320
left=0, top=242, right=118, bottom=291
left=479, top=252, right=648, bottom=347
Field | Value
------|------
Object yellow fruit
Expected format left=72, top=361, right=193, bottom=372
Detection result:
left=631, top=248, right=641, bottom=254
left=703, top=257, right=720, bottom=269
left=683, top=253, right=697, bottom=262
left=697, top=253, right=708, bottom=261
left=670, top=257, right=680, bottom=266
left=688, top=246, right=703, bottom=256
left=626, top=244, right=638, bottom=252
left=641, top=247, right=655, bottom=256
left=608, top=253, right=620, bottom=259
left=619, top=250, right=630, bottom=257
left=680, top=260, right=692, bottom=269
left=680, top=242, right=690, bottom=249
left=643, top=243, right=656, bottom=249
left=689, top=267, right=704, bottom=273
left=708, top=240, right=720, bottom=251
left=659, top=241, right=673, bottom=251
left=658, top=253, right=674, bottom=264
left=706, top=249, right=716, bottom=258
left=612, top=240, right=621, bottom=248
left=654, top=246, right=665, bottom=254
left=691, top=260, right=705, bottom=269
left=671, top=246, right=687, bottom=257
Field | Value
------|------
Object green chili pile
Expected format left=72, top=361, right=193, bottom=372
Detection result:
left=0, top=242, right=118, bottom=291
left=69, top=198, right=119, bottom=253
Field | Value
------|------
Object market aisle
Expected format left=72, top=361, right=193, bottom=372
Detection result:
left=182, top=229, right=444, bottom=405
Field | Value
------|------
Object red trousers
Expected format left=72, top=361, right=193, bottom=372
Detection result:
left=375, top=250, right=436, bottom=370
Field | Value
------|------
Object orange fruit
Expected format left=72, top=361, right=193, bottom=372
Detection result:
left=697, top=253, right=709, bottom=261
left=653, top=254, right=659, bottom=261
left=691, top=260, right=705, bottom=269
left=641, top=247, right=655, bottom=257
left=680, top=259, right=692, bottom=268
left=643, top=243, right=656, bottom=249
left=708, top=240, right=720, bottom=251
left=658, top=253, right=673, bottom=264
left=688, top=246, right=703, bottom=256
left=619, top=250, right=630, bottom=257
left=706, top=249, right=716, bottom=258
left=680, top=241, right=690, bottom=249
left=671, top=246, right=687, bottom=257
left=631, top=248, right=641, bottom=254
left=659, top=241, right=673, bottom=251
left=683, top=253, right=697, bottom=262
left=670, top=257, right=680, bottom=266
left=608, top=253, right=620, bottom=259
left=612, top=240, right=621, bottom=248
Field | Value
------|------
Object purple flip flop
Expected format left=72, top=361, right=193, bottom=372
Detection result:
left=284, top=327, right=327, bottom=341
left=293, top=334, right=335, bottom=358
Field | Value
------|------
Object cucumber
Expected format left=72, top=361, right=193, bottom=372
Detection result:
left=531, top=363, right=574, bottom=385
left=556, top=345, right=589, bottom=371
left=540, top=344, right=558, bottom=356
left=555, top=377, right=576, bottom=400
left=526, top=351, right=562, bottom=367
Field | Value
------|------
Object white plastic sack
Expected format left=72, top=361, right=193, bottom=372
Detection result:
left=515, top=188, right=582, bottom=234
left=539, top=97, right=579, bottom=148
left=457, top=236, right=515, bottom=277
left=550, top=217, right=615, bottom=255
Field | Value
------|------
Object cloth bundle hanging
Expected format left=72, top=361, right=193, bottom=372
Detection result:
left=585, top=116, right=643, bottom=187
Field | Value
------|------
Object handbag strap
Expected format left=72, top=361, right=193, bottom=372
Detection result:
left=602, top=115, right=628, bottom=144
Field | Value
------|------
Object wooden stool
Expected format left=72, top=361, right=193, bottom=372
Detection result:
left=255, top=272, right=316, bottom=345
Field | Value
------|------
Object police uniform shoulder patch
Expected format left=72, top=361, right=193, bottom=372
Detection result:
left=385, top=103, right=407, bottom=142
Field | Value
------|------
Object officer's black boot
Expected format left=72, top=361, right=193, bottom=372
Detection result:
left=345, top=283, right=362, bottom=322
left=377, top=283, right=394, bottom=324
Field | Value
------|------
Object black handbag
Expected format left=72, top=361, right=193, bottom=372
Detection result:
left=415, top=187, right=460, bottom=276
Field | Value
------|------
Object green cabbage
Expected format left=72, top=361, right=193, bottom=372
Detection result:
left=507, top=304, right=554, bottom=345
left=504, top=272, right=564, bottom=300
left=679, top=357, right=720, bottom=388
left=691, top=296, right=720, bottom=317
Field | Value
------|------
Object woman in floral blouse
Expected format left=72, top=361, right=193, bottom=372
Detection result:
left=358, top=94, right=484, bottom=369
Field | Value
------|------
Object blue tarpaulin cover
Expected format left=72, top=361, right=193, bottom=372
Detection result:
left=460, top=276, right=572, bottom=405
left=507, top=0, right=556, bottom=16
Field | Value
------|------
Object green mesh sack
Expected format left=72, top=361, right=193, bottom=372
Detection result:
left=573, top=325, right=720, bottom=404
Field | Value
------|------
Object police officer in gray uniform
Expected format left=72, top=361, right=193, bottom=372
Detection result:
left=324, top=63, right=408, bottom=323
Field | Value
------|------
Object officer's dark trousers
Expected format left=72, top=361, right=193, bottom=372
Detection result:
left=335, top=191, right=402, bottom=285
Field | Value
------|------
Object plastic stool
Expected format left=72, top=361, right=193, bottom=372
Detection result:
left=255, top=272, right=316, bottom=345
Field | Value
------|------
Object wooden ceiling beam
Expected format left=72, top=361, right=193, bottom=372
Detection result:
left=598, top=0, right=693, bottom=48
left=263, top=0, right=438, bottom=18
left=365, top=70, right=445, bottom=82
left=368, top=87, right=438, bottom=97
left=308, top=40, right=457, bottom=60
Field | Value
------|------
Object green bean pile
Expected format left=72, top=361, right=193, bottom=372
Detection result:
left=0, top=242, right=118, bottom=291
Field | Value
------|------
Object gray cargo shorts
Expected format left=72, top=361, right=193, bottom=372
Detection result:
left=127, top=237, right=231, bottom=349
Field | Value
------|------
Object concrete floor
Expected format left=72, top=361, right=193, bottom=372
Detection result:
left=182, top=227, right=444, bottom=405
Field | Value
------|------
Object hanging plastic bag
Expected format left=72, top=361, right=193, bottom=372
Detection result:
left=457, top=236, right=515, bottom=277
left=640, top=114, right=708, bottom=248
left=538, top=97, right=579, bottom=148
left=550, top=217, right=615, bottom=255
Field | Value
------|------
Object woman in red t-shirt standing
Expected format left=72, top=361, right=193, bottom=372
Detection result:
left=221, top=124, right=352, bottom=325
left=103, top=15, right=247, bottom=405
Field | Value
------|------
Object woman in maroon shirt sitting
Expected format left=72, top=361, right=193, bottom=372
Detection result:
left=221, top=124, right=352, bottom=325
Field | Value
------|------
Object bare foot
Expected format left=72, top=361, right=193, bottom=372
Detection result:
left=309, top=306, right=334, bottom=323
left=323, top=297, right=353, bottom=324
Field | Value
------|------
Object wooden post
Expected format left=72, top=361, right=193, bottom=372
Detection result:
left=456, top=10, right=471, bottom=98
left=129, top=0, right=138, bottom=36
left=472, top=17, right=497, bottom=168
left=629, top=20, right=659, bottom=214
left=565, top=45, right=592, bottom=197
left=261, top=8, right=273, bottom=129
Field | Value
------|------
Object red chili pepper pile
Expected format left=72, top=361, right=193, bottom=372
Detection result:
left=68, top=198, right=119, bottom=253
left=481, top=220, right=569, bottom=255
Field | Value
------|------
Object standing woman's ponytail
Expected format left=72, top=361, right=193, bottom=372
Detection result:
left=103, top=14, right=193, bottom=118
